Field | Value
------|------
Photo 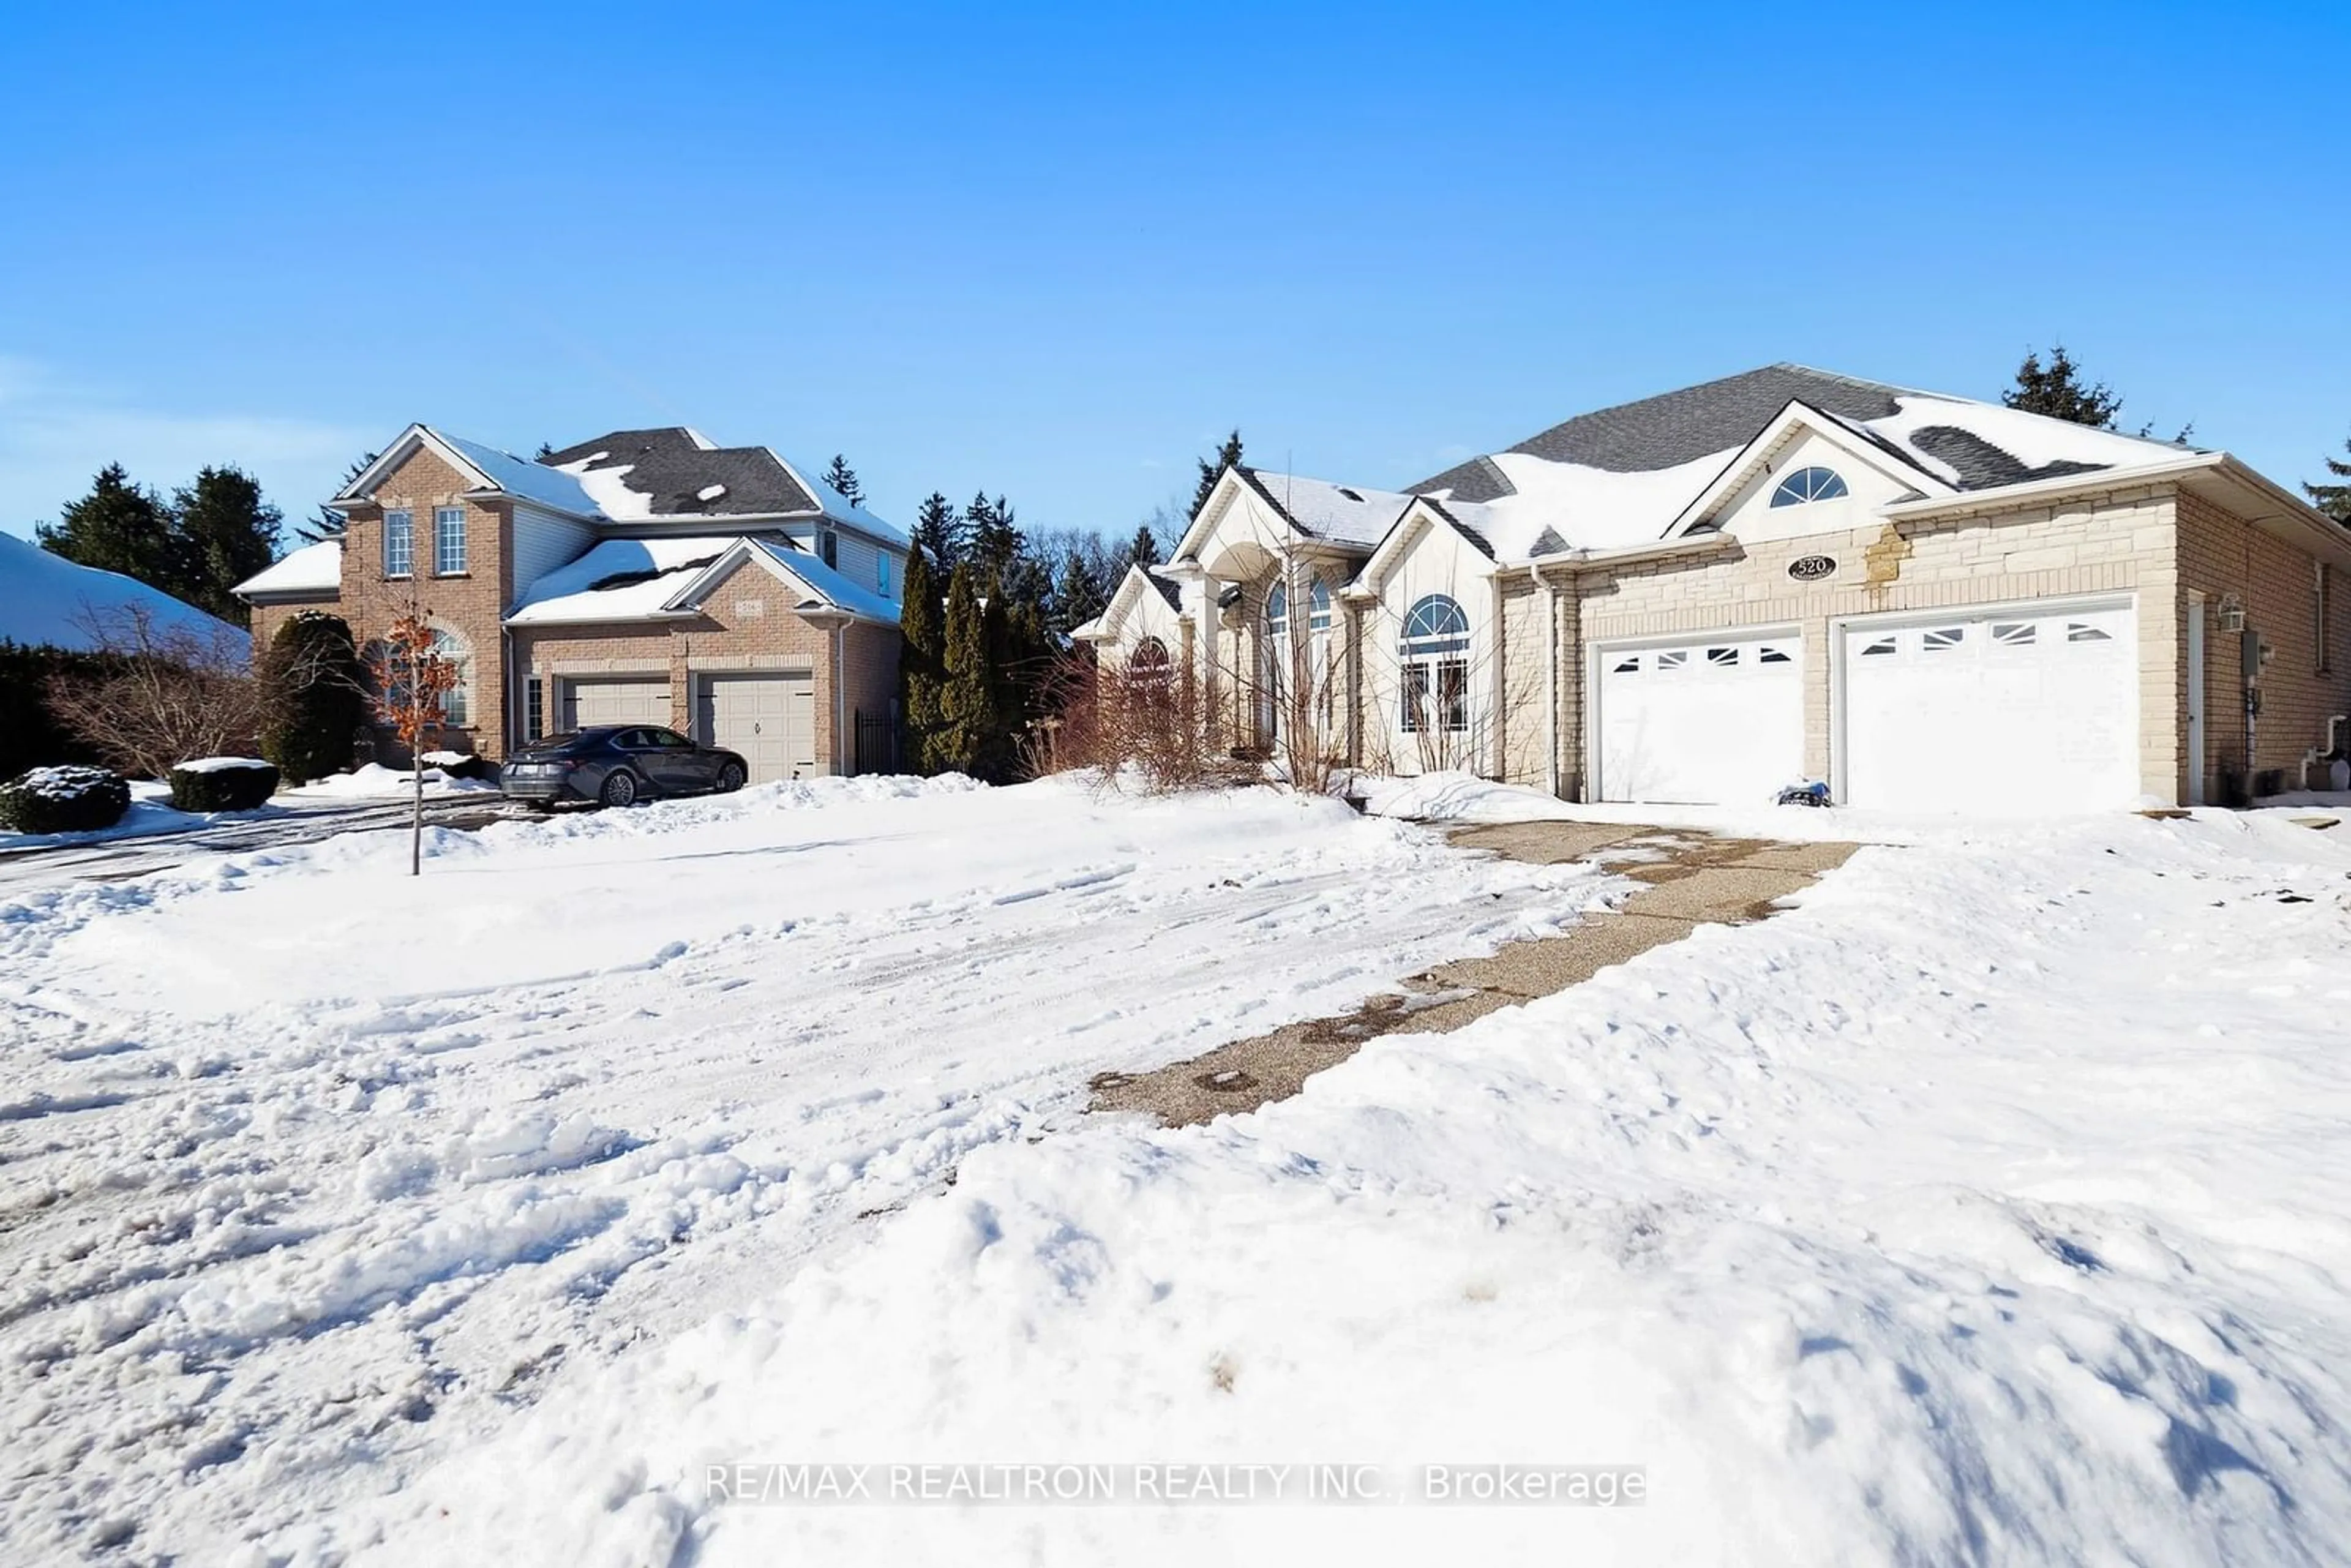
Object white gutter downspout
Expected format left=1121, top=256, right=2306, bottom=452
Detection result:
left=835, top=620, right=848, bottom=775
left=1529, top=560, right=1562, bottom=798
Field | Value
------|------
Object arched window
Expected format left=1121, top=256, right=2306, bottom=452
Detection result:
left=1398, top=593, right=1470, bottom=733
left=1129, top=634, right=1170, bottom=685
left=1264, top=580, right=1288, bottom=637
left=1308, top=579, right=1332, bottom=633
left=1769, top=466, right=1848, bottom=507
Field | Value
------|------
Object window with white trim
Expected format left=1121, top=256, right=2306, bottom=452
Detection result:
left=383, top=509, right=414, bottom=577
left=1706, top=646, right=1739, bottom=667
left=1859, top=636, right=1897, bottom=657
left=433, top=507, right=468, bottom=575
left=2066, top=623, right=2113, bottom=643
left=435, top=629, right=471, bottom=726
left=1398, top=593, right=1470, bottom=733
left=1922, top=627, right=1965, bottom=653
left=1992, top=621, right=2036, bottom=647
left=879, top=552, right=892, bottom=595
left=1769, top=467, right=1849, bottom=507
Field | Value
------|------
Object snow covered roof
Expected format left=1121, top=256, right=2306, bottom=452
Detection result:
left=1238, top=469, right=1415, bottom=547
left=1407, top=363, right=2212, bottom=554
left=745, top=539, right=902, bottom=624
left=436, top=432, right=602, bottom=516
left=333, top=426, right=601, bottom=519
left=0, top=531, right=248, bottom=653
left=506, top=534, right=901, bottom=627
left=233, top=539, right=342, bottom=599
left=506, top=536, right=740, bottom=625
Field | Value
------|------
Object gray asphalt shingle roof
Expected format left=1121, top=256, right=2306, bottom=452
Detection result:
left=542, top=429, right=822, bottom=519
left=1414, top=364, right=1913, bottom=497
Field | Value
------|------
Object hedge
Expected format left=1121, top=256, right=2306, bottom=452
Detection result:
left=168, top=759, right=280, bottom=812
left=0, top=765, right=132, bottom=835
left=0, top=642, right=119, bottom=779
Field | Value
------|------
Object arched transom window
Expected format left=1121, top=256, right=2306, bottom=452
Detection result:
left=1398, top=593, right=1469, bottom=733
left=1769, top=466, right=1848, bottom=507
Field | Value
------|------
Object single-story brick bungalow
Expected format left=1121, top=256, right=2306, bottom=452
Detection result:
left=234, top=424, right=907, bottom=782
left=1077, top=364, right=2351, bottom=811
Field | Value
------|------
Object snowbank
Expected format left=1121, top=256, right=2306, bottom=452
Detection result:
left=280, top=763, right=499, bottom=800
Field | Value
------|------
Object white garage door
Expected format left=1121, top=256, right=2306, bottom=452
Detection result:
left=1840, top=602, right=2137, bottom=812
left=1596, top=632, right=1804, bottom=804
left=696, top=672, right=816, bottom=784
left=561, top=675, right=670, bottom=731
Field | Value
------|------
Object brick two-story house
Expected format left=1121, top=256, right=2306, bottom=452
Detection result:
left=234, top=424, right=906, bottom=781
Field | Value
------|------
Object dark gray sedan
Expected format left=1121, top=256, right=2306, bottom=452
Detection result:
left=499, top=726, right=749, bottom=808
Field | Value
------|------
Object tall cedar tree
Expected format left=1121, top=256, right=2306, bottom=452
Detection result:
left=37, top=465, right=179, bottom=593
left=966, top=492, right=1024, bottom=580
left=935, top=563, right=997, bottom=776
left=172, top=465, right=282, bottom=623
left=299, top=452, right=378, bottom=543
left=260, top=610, right=366, bottom=784
left=822, top=454, right=866, bottom=509
left=1128, top=523, right=1162, bottom=569
left=1193, top=429, right=1243, bottom=516
left=2003, top=346, right=2124, bottom=429
left=2306, top=430, right=2351, bottom=525
left=898, top=544, right=947, bottom=768
left=912, top=492, right=963, bottom=571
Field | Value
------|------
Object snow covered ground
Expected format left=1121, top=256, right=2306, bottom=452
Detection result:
left=9, top=774, right=2351, bottom=1566
left=0, top=775, right=1599, bottom=1563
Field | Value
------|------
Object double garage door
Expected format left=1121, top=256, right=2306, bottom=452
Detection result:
left=560, top=673, right=817, bottom=784
left=1594, top=601, right=2138, bottom=811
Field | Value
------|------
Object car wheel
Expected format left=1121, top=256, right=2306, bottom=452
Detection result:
left=599, top=769, right=640, bottom=809
left=716, top=762, right=745, bottom=793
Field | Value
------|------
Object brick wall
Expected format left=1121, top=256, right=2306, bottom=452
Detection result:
left=2175, top=489, right=2351, bottom=795
left=337, top=445, right=514, bottom=760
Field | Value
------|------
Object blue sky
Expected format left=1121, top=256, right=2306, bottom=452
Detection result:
left=2, top=1, right=2345, bottom=547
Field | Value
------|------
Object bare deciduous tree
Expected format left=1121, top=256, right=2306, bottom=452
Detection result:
left=42, top=604, right=265, bottom=780
left=367, top=612, right=460, bottom=876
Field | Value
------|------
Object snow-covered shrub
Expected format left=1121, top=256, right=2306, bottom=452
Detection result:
left=0, top=763, right=131, bottom=834
left=168, top=757, right=279, bottom=812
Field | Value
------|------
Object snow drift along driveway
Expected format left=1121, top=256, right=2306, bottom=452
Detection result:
left=0, top=775, right=1601, bottom=1563
left=312, top=809, right=2351, bottom=1567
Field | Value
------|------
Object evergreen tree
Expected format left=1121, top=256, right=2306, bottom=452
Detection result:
left=912, top=491, right=963, bottom=571
left=1128, top=522, right=1162, bottom=569
left=535, top=441, right=556, bottom=460
left=935, top=563, right=997, bottom=776
left=2003, top=345, right=2125, bottom=429
left=898, top=544, right=947, bottom=771
left=172, top=465, right=282, bottom=622
left=299, top=451, right=378, bottom=544
left=260, top=610, right=365, bottom=784
left=1050, top=544, right=1107, bottom=637
left=1193, top=429, right=1243, bottom=516
left=36, top=465, right=179, bottom=594
left=2306, top=429, right=2351, bottom=525
left=822, top=454, right=866, bottom=509
left=967, top=492, right=1023, bottom=580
